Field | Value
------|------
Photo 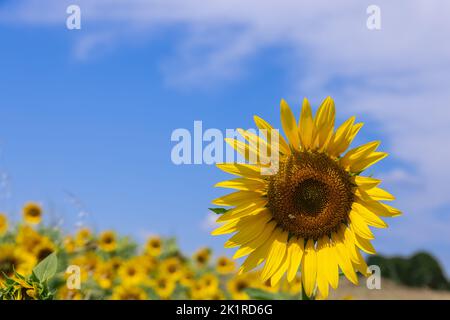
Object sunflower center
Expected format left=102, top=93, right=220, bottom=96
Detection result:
left=293, top=179, right=330, bottom=217
left=267, top=151, right=354, bottom=239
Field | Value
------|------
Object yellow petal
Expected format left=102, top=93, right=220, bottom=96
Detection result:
left=301, top=239, right=317, bottom=297
left=340, top=141, right=380, bottom=169
left=352, top=201, right=388, bottom=228
left=233, top=221, right=277, bottom=259
left=216, top=163, right=261, bottom=179
left=352, top=175, right=381, bottom=190
left=353, top=249, right=369, bottom=276
left=215, top=178, right=267, bottom=191
left=332, top=231, right=358, bottom=285
left=316, top=237, right=331, bottom=299
left=349, top=210, right=375, bottom=239
left=362, top=187, right=395, bottom=201
left=286, top=237, right=304, bottom=282
left=356, top=196, right=402, bottom=218
left=327, top=116, right=355, bottom=157
left=323, top=239, right=339, bottom=290
left=225, top=138, right=271, bottom=165
left=216, top=201, right=267, bottom=222
left=211, top=219, right=240, bottom=236
left=253, top=115, right=290, bottom=155
left=298, top=98, right=314, bottom=150
left=350, top=152, right=388, bottom=173
left=341, top=226, right=359, bottom=263
left=239, top=227, right=280, bottom=273
left=354, top=233, right=376, bottom=255
left=237, top=128, right=274, bottom=162
left=261, top=230, right=288, bottom=281
left=270, top=250, right=290, bottom=286
left=212, top=191, right=264, bottom=207
left=224, top=211, right=272, bottom=247
left=380, top=203, right=402, bottom=217
left=314, top=97, right=335, bottom=150
left=280, top=99, right=301, bottom=151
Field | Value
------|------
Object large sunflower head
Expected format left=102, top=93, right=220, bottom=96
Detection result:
left=212, top=97, right=401, bottom=299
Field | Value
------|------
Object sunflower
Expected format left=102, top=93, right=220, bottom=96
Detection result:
left=118, top=259, right=148, bottom=286
left=0, top=244, right=36, bottom=280
left=0, top=213, right=8, bottom=236
left=212, top=97, right=401, bottom=298
left=179, top=268, right=195, bottom=288
left=98, top=230, right=117, bottom=252
left=69, top=252, right=99, bottom=282
left=227, top=274, right=253, bottom=300
left=159, top=257, right=183, bottom=280
left=74, top=227, right=93, bottom=248
left=32, top=237, right=56, bottom=262
left=199, top=273, right=219, bottom=297
left=22, top=202, right=43, bottom=224
left=63, top=236, right=76, bottom=253
left=111, top=285, right=148, bottom=300
left=15, top=225, right=44, bottom=253
left=216, top=256, right=235, bottom=275
left=193, top=248, right=211, bottom=268
left=94, top=261, right=117, bottom=289
left=152, top=276, right=176, bottom=299
left=145, top=236, right=162, bottom=257
left=57, top=287, right=83, bottom=300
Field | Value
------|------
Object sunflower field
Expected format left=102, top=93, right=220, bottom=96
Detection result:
left=0, top=203, right=302, bottom=300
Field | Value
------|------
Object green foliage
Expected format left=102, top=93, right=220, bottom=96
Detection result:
left=367, top=251, right=450, bottom=290
left=0, top=252, right=59, bottom=300
left=208, top=208, right=229, bottom=215
left=33, top=252, right=58, bottom=282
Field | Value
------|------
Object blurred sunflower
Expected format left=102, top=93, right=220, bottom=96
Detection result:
left=0, top=244, right=36, bottom=281
left=111, top=285, right=147, bottom=300
left=212, top=97, right=401, bottom=298
left=179, top=269, right=195, bottom=288
left=199, top=273, right=219, bottom=297
left=32, top=237, right=56, bottom=262
left=0, top=213, right=8, bottom=236
left=193, top=248, right=210, bottom=268
left=57, top=287, right=82, bottom=300
left=160, top=257, right=183, bottom=280
left=145, top=236, right=162, bottom=257
left=94, top=261, right=117, bottom=289
left=216, top=256, right=235, bottom=275
left=118, top=259, right=148, bottom=286
left=22, top=202, right=43, bottom=225
left=98, top=230, right=117, bottom=252
left=227, top=274, right=252, bottom=300
left=152, top=276, right=176, bottom=299
left=75, top=228, right=93, bottom=248
left=63, top=236, right=76, bottom=253
left=16, top=225, right=44, bottom=253
left=69, top=252, right=99, bottom=282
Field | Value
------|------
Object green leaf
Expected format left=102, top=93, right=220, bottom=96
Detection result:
left=244, top=288, right=279, bottom=300
left=33, top=252, right=58, bottom=282
left=208, top=208, right=228, bottom=215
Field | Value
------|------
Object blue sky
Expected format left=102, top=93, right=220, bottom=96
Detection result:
left=1, top=1, right=450, bottom=273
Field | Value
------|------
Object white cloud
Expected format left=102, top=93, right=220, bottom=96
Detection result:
left=3, top=0, right=450, bottom=268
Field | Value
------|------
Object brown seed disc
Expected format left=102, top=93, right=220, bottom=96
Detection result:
left=267, top=151, right=355, bottom=239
